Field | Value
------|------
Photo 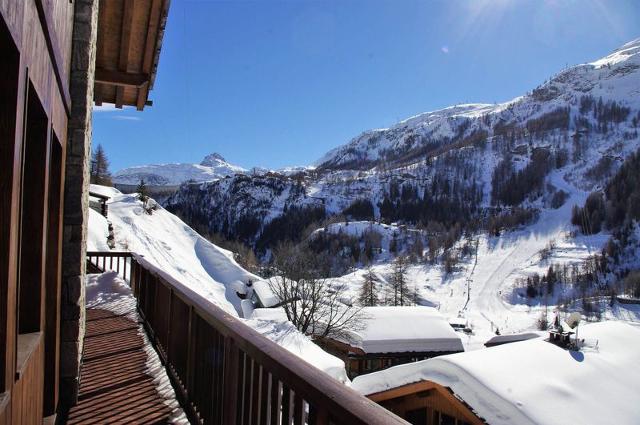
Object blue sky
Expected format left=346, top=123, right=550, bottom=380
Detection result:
left=94, top=0, right=640, bottom=172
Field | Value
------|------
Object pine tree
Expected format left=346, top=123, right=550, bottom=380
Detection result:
left=136, top=178, right=148, bottom=203
left=359, top=268, right=379, bottom=306
left=90, top=144, right=112, bottom=186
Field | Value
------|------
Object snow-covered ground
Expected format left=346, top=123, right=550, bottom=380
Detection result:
left=324, top=172, right=640, bottom=350
left=87, top=184, right=348, bottom=381
left=352, top=321, right=640, bottom=425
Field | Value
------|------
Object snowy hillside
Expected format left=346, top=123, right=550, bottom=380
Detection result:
left=86, top=184, right=348, bottom=381
left=113, top=152, right=246, bottom=186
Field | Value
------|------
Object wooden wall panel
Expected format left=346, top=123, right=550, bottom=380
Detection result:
left=43, top=0, right=74, bottom=80
left=0, top=392, right=10, bottom=425
left=0, top=0, right=24, bottom=48
left=374, top=382, right=484, bottom=425
left=44, top=137, right=64, bottom=417
left=0, top=11, right=23, bottom=396
left=50, top=76, right=67, bottom=145
left=21, top=2, right=55, bottom=115
left=11, top=335, right=44, bottom=425
left=1, top=0, right=71, bottom=421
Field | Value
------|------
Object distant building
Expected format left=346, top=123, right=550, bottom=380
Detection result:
left=353, top=321, right=640, bottom=425
left=483, top=332, right=540, bottom=347
left=322, top=306, right=464, bottom=379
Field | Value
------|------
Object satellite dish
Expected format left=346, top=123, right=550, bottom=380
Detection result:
left=566, top=312, right=581, bottom=329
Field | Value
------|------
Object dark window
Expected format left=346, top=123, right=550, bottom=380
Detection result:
left=0, top=13, right=21, bottom=392
left=44, top=132, right=63, bottom=414
left=17, top=82, right=50, bottom=334
left=441, top=413, right=455, bottom=425
left=433, top=411, right=456, bottom=425
left=406, top=407, right=427, bottom=425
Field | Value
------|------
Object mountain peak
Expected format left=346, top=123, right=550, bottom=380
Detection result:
left=200, top=153, right=227, bottom=166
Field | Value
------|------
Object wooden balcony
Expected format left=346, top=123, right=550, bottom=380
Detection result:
left=65, top=309, right=176, bottom=424
left=83, top=251, right=409, bottom=425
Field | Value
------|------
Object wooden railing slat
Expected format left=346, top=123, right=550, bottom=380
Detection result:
left=259, top=368, right=269, bottom=425
left=222, top=335, right=240, bottom=425
left=293, top=393, right=304, bottom=425
left=270, top=377, right=280, bottom=425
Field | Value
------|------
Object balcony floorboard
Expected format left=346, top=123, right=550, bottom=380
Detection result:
left=64, top=308, right=177, bottom=424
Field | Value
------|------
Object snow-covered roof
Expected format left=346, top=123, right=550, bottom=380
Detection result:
left=353, top=321, right=640, bottom=425
left=89, top=183, right=121, bottom=198
left=251, top=280, right=279, bottom=308
left=484, top=332, right=541, bottom=346
left=343, top=306, right=464, bottom=354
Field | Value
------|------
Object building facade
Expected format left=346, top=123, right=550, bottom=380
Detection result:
left=0, top=1, right=168, bottom=422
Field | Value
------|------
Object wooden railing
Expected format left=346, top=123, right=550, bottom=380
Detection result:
left=86, top=251, right=408, bottom=425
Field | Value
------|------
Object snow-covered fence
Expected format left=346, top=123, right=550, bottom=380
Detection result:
left=86, top=251, right=132, bottom=282
left=86, top=250, right=408, bottom=425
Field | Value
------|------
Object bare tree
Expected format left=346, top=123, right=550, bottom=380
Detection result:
left=358, top=267, right=379, bottom=306
left=268, top=243, right=364, bottom=341
left=390, top=255, right=412, bottom=306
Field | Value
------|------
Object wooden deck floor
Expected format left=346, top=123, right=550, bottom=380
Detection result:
left=64, top=309, right=176, bottom=424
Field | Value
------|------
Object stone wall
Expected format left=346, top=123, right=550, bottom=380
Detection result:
left=59, top=0, right=99, bottom=407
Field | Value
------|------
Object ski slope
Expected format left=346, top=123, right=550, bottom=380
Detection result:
left=324, top=172, right=640, bottom=350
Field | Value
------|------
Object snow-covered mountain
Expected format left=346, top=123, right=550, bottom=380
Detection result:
left=113, top=152, right=246, bottom=186
left=91, top=39, right=640, bottom=360
left=167, top=38, right=640, bottom=250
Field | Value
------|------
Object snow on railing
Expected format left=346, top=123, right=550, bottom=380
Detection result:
left=86, top=250, right=408, bottom=425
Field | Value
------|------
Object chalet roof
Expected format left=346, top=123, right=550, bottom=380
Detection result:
left=251, top=280, right=279, bottom=308
left=353, top=321, right=640, bottom=425
left=484, top=332, right=540, bottom=347
left=341, top=306, right=464, bottom=354
left=94, top=0, right=171, bottom=110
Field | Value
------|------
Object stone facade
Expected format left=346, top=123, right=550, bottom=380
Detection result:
left=59, top=0, right=99, bottom=407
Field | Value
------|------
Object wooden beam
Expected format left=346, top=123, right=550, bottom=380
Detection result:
left=94, top=69, right=149, bottom=88
left=136, top=0, right=163, bottom=109
left=116, top=0, right=135, bottom=108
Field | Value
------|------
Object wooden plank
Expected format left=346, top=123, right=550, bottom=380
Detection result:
left=115, top=0, right=135, bottom=108
left=66, top=309, right=174, bottom=424
left=269, top=377, right=280, bottom=425
left=0, top=13, right=22, bottom=394
left=95, top=68, right=149, bottom=88
left=251, top=362, right=261, bottom=425
left=136, top=0, right=161, bottom=109
left=292, top=393, right=304, bottom=425
left=33, top=0, right=72, bottom=114
left=222, top=337, right=239, bottom=425
left=259, top=367, right=269, bottom=424
left=43, top=136, right=64, bottom=416
left=280, top=384, right=291, bottom=425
